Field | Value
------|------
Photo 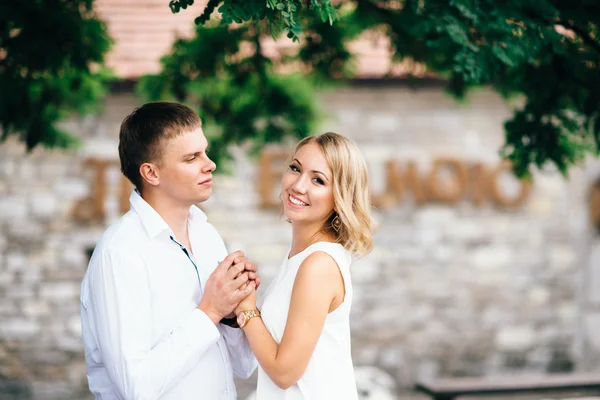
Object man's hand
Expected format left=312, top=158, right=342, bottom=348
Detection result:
left=198, top=251, right=256, bottom=324
left=233, top=257, right=260, bottom=290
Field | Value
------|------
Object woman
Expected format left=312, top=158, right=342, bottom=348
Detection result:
left=234, top=132, right=374, bottom=399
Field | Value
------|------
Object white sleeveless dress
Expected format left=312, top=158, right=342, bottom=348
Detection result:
left=256, top=242, right=358, bottom=399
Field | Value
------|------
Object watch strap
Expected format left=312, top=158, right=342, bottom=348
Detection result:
left=220, top=316, right=240, bottom=328
left=239, top=308, right=261, bottom=328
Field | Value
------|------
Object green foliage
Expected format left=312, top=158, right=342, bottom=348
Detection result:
left=139, top=23, right=319, bottom=167
left=0, top=1, right=112, bottom=151
left=349, top=0, right=600, bottom=177
left=169, top=0, right=337, bottom=42
left=164, top=0, right=600, bottom=177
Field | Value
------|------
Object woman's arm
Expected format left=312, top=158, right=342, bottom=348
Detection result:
left=236, top=251, right=345, bottom=389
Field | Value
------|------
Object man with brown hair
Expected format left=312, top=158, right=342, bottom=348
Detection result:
left=80, top=101, right=259, bottom=399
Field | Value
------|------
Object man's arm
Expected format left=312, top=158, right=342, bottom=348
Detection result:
left=87, top=248, right=221, bottom=400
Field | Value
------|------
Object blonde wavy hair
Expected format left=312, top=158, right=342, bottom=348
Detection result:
left=291, top=132, right=374, bottom=256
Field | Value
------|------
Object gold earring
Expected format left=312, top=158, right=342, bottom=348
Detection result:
left=331, top=215, right=341, bottom=232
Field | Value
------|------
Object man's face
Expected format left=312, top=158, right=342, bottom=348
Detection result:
left=153, top=128, right=216, bottom=205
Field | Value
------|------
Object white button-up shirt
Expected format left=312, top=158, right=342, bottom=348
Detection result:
left=80, top=191, right=256, bottom=400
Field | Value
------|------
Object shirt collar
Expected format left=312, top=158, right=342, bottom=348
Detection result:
left=129, top=190, right=208, bottom=239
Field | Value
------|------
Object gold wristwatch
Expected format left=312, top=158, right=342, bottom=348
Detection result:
left=236, top=309, right=261, bottom=328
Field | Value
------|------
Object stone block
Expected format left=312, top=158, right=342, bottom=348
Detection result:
left=548, top=245, right=576, bottom=270
left=30, top=194, right=59, bottom=219
left=0, top=196, right=28, bottom=222
left=60, top=248, right=86, bottom=269
left=528, top=286, right=551, bottom=307
left=351, top=257, right=380, bottom=283
left=588, top=243, right=600, bottom=305
left=40, top=283, right=80, bottom=303
left=5, top=253, right=27, bottom=272
left=56, top=336, right=84, bottom=352
left=1, top=319, right=40, bottom=339
left=495, top=326, right=535, bottom=352
left=354, top=345, right=379, bottom=366
left=7, top=221, right=46, bottom=243
left=18, top=162, right=38, bottom=180
left=367, top=113, right=400, bottom=133
left=67, top=315, right=82, bottom=337
left=469, top=245, right=513, bottom=270
left=0, top=270, right=14, bottom=286
left=5, top=284, right=35, bottom=299
left=0, top=159, right=17, bottom=178
left=53, top=179, right=90, bottom=200
left=21, top=300, right=51, bottom=318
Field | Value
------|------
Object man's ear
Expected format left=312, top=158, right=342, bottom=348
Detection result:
left=140, top=162, right=160, bottom=188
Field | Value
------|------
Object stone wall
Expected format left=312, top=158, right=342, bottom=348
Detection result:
left=0, top=85, right=597, bottom=399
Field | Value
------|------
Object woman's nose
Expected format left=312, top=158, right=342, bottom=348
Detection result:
left=291, top=176, right=307, bottom=194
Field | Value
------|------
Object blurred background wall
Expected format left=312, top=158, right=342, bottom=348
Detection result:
left=1, top=1, right=600, bottom=399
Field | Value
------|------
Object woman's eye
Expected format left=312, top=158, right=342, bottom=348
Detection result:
left=289, top=164, right=300, bottom=172
left=314, top=177, right=324, bottom=185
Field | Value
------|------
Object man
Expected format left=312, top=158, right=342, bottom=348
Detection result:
left=80, top=102, right=259, bottom=399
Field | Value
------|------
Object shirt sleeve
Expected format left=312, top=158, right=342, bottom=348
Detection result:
left=86, top=248, right=221, bottom=399
left=218, top=323, right=258, bottom=378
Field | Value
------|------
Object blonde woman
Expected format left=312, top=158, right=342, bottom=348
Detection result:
left=234, top=132, right=374, bottom=399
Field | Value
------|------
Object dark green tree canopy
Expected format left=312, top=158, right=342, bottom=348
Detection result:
left=0, top=0, right=111, bottom=150
left=160, top=0, right=600, bottom=177
left=2, top=0, right=598, bottom=178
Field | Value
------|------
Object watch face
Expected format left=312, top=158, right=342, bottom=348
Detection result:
left=236, top=312, right=246, bottom=327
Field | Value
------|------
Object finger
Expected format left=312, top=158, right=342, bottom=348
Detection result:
left=255, top=277, right=261, bottom=290
left=239, top=280, right=256, bottom=297
left=233, top=280, right=256, bottom=302
left=231, top=271, right=249, bottom=289
left=243, top=262, right=257, bottom=273
left=218, top=251, right=244, bottom=271
left=231, top=255, right=249, bottom=266
left=246, top=271, right=256, bottom=281
left=226, top=262, right=247, bottom=280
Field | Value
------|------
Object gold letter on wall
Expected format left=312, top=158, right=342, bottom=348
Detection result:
left=489, top=162, right=532, bottom=208
left=258, top=147, right=292, bottom=209
left=427, top=158, right=468, bottom=204
left=373, top=160, right=427, bottom=208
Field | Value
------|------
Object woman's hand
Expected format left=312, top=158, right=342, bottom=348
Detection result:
left=235, top=282, right=257, bottom=315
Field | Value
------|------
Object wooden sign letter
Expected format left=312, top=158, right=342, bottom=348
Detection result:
left=427, top=158, right=468, bottom=204
left=258, top=147, right=292, bottom=209
left=373, top=160, right=426, bottom=208
left=489, top=162, right=531, bottom=207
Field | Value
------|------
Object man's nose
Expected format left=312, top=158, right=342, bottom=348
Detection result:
left=203, top=157, right=216, bottom=173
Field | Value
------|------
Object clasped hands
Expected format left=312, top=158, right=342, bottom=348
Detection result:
left=198, top=250, right=259, bottom=324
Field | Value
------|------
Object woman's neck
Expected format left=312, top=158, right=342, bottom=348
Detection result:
left=289, top=222, right=335, bottom=258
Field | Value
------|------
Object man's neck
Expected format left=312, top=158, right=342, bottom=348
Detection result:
left=142, top=190, right=191, bottom=246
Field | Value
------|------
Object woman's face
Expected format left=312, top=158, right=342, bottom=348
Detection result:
left=281, top=142, right=335, bottom=227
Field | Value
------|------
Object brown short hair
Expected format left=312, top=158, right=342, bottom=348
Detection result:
left=118, top=101, right=202, bottom=192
